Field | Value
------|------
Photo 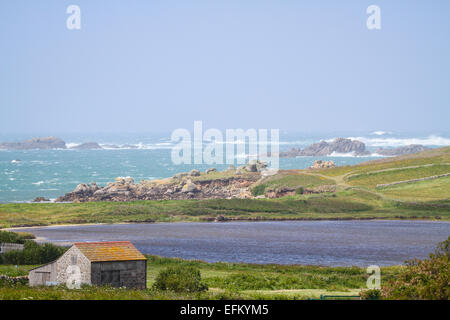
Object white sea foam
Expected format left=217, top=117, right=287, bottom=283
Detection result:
left=328, top=152, right=385, bottom=158
left=346, top=135, right=450, bottom=147
left=32, top=181, right=45, bottom=185
left=66, top=143, right=80, bottom=148
left=371, top=131, right=392, bottom=136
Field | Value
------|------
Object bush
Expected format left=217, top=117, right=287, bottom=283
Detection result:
left=295, top=187, right=304, bottom=195
left=0, top=231, right=34, bottom=244
left=251, top=184, right=267, bottom=197
left=360, top=289, right=381, bottom=300
left=153, top=266, right=208, bottom=292
left=0, top=241, right=66, bottom=265
left=381, top=236, right=449, bottom=300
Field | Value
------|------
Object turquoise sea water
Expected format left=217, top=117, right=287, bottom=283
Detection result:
left=1, top=131, right=449, bottom=203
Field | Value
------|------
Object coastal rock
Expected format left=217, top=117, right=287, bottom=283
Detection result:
left=235, top=166, right=246, bottom=174
left=205, top=168, right=217, bottom=174
left=33, top=197, right=50, bottom=202
left=0, top=137, right=66, bottom=150
left=70, top=142, right=103, bottom=150
left=74, top=183, right=92, bottom=193
left=374, top=144, right=429, bottom=156
left=181, top=181, right=199, bottom=193
left=280, top=138, right=369, bottom=157
left=265, top=187, right=297, bottom=199
left=56, top=169, right=261, bottom=202
left=309, top=160, right=336, bottom=169
left=189, top=169, right=201, bottom=177
left=173, top=172, right=188, bottom=179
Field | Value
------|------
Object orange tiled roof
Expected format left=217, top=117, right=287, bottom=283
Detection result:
left=74, top=241, right=146, bottom=262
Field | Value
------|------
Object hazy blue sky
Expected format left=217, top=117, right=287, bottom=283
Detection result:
left=0, top=0, right=449, bottom=133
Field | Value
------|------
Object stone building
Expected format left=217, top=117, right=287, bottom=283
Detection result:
left=0, top=243, right=24, bottom=254
left=29, top=241, right=147, bottom=289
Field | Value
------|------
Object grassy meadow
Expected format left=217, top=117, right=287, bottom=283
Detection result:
left=0, top=255, right=404, bottom=300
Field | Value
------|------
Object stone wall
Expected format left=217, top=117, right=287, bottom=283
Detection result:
left=56, top=246, right=91, bottom=285
left=0, top=243, right=24, bottom=254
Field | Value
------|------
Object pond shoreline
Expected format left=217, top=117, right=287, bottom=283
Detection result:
left=2, top=215, right=446, bottom=231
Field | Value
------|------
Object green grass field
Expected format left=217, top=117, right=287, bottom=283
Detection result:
left=0, top=255, right=404, bottom=300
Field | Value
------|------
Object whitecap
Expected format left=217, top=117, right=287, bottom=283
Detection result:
left=346, top=135, right=450, bottom=147
left=371, top=131, right=392, bottom=136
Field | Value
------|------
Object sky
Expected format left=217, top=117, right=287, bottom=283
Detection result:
left=0, top=0, right=449, bottom=134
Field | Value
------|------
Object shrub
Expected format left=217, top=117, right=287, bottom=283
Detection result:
left=295, top=187, right=304, bottom=195
left=381, top=237, right=449, bottom=300
left=360, top=289, right=381, bottom=300
left=251, top=184, right=267, bottom=197
left=0, top=241, right=66, bottom=265
left=153, top=266, right=208, bottom=292
left=0, top=231, right=34, bottom=244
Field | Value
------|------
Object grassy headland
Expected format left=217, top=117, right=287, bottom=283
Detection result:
left=0, top=147, right=449, bottom=228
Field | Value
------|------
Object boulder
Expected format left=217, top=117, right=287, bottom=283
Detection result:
left=124, top=177, right=134, bottom=185
left=309, top=160, right=336, bottom=169
left=173, top=172, right=188, bottom=179
left=181, top=181, right=199, bottom=193
left=189, top=169, right=201, bottom=177
left=33, top=197, right=50, bottom=202
left=205, top=168, right=217, bottom=174
left=73, top=183, right=92, bottom=193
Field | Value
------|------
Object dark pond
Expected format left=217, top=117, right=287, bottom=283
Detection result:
left=12, top=220, right=450, bottom=266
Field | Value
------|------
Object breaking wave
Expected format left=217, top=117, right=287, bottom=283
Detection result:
left=346, top=135, right=450, bottom=147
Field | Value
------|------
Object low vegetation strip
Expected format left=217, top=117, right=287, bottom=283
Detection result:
left=345, top=163, right=450, bottom=181
left=376, top=173, right=450, bottom=189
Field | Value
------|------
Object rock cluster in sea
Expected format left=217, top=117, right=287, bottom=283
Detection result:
left=0, top=137, right=67, bottom=150
left=280, top=138, right=429, bottom=157
left=280, top=138, right=368, bottom=157
left=0, top=136, right=105, bottom=150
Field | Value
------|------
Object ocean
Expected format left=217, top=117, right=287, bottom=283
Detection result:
left=1, top=131, right=449, bottom=203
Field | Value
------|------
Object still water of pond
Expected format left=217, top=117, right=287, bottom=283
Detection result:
left=13, top=220, right=450, bottom=266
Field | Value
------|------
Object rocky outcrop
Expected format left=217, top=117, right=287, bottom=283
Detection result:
left=309, top=160, right=336, bottom=169
left=245, top=160, right=268, bottom=172
left=374, top=144, right=429, bottom=156
left=0, top=137, right=66, bottom=150
left=0, top=275, right=28, bottom=286
left=189, top=169, right=201, bottom=177
left=280, top=138, right=369, bottom=157
left=70, top=142, right=103, bottom=150
left=264, top=185, right=336, bottom=198
left=56, top=169, right=261, bottom=202
left=33, top=197, right=50, bottom=202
